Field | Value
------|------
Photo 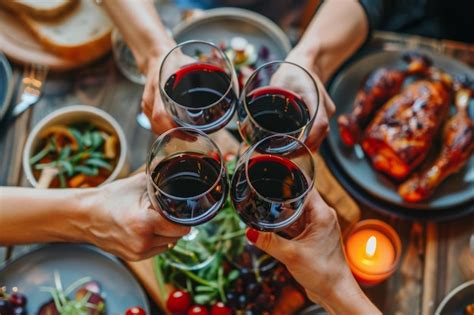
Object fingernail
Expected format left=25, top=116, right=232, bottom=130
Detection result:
left=246, top=228, right=259, bottom=243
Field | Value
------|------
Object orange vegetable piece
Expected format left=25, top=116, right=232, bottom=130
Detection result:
left=68, top=174, right=86, bottom=188
left=104, top=134, right=118, bottom=159
left=39, top=125, right=78, bottom=151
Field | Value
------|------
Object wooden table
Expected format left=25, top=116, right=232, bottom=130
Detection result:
left=1, top=32, right=473, bottom=315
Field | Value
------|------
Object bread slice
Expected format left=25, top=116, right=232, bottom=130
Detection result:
left=0, top=0, right=79, bottom=19
left=17, top=0, right=113, bottom=63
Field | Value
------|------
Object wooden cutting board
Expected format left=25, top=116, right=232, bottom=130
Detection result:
left=0, top=7, right=92, bottom=70
left=124, top=130, right=361, bottom=309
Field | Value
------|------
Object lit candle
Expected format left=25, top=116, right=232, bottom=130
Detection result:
left=344, top=220, right=402, bottom=286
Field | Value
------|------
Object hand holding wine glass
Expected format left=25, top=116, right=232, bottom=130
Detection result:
left=246, top=190, right=382, bottom=315
left=230, top=135, right=315, bottom=232
left=141, top=52, right=194, bottom=135
left=84, top=173, right=191, bottom=261
left=154, top=41, right=238, bottom=134
left=271, top=53, right=336, bottom=149
left=146, top=127, right=229, bottom=269
left=237, top=61, right=320, bottom=148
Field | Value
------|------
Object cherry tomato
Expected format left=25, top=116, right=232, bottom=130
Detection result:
left=166, top=290, right=191, bottom=313
left=124, top=306, right=146, bottom=315
left=187, top=305, right=209, bottom=315
left=210, top=302, right=232, bottom=315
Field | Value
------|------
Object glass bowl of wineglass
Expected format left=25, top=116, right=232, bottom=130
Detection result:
left=147, top=127, right=229, bottom=269
left=237, top=60, right=319, bottom=149
left=230, top=134, right=315, bottom=232
left=159, top=40, right=239, bottom=134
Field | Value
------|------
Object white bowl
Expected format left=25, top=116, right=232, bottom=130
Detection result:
left=23, top=105, right=128, bottom=188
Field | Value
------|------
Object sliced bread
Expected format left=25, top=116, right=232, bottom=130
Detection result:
left=17, top=0, right=113, bottom=63
left=0, top=0, right=79, bottom=19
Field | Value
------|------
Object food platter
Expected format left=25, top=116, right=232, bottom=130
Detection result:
left=434, top=280, right=474, bottom=315
left=173, top=7, right=291, bottom=61
left=325, top=49, right=474, bottom=217
left=0, top=244, right=150, bottom=314
left=0, top=53, right=14, bottom=122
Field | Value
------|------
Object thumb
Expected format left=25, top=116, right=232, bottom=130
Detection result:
left=246, top=228, right=295, bottom=264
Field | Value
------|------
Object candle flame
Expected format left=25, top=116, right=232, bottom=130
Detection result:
left=365, top=236, right=377, bottom=258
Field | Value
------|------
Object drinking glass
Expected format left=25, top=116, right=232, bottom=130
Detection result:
left=159, top=40, right=239, bottom=133
left=111, top=29, right=151, bottom=130
left=147, top=127, right=229, bottom=269
left=230, top=134, right=315, bottom=232
left=147, top=127, right=228, bottom=225
left=237, top=61, right=319, bottom=148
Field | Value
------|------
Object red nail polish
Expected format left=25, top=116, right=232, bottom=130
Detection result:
left=246, top=228, right=259, bottom=243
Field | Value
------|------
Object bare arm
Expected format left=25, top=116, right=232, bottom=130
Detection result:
left=0, top=187, right=91, bottom=244
left=101, top=0, right=176, bottom=73
left=248, top=191, right=381, bottom=315
left=0, top=174, right=189, bottom=261
left=290, top=0, right=369, bottom=83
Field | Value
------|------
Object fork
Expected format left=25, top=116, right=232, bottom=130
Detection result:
left=11, top=64, right=49, bottom=118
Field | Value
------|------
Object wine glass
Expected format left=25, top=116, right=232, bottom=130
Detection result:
left=159, top=40, right=239, bottom=134
left=111, top=29, right=151, bottom=130
left=237, top=61, right=319, bottom=148
left=230, top=134, right=315, bottom=232
left=147, top=127, right=229, bottom=269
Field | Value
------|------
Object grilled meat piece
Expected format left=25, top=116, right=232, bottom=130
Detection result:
left=399, top=78, right=474, bottom=202
left=362, top=76, right=452, bottom=180
left=338, top=53, right=431, bottom=146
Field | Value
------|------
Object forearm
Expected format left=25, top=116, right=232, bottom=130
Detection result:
left=308, top=269, right=381, bottom=315
left=102, top=0, right=175, bottom=72
left=0, top=187, right=94, bottom=245
left=292, top=0, right=369, bottom=82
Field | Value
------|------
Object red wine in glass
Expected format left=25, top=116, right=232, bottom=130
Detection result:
left=162, top=63, right=237, bottom=133
left=238, top=86, right=311, bottom=145
left=230, top=154, right=309, bottom=231
left=149, top=152, right=228, bottom=225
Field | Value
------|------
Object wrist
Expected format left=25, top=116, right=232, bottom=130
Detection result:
left=62, top=188, right=97, bottom=243
left=137, top=37, right=175, bottom=75
left=287, top=42, right=323, bottom=78
left=307, top=268, right=380, bottom=315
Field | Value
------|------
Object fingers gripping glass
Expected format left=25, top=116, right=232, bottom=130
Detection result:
left=230, top=134, right=315, bottom=232
left=237, top=61, right=319, bottom=148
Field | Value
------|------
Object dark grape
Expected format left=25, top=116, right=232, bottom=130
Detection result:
left=235, top=279, right=245, bottom=294
left=239, top=268, right=256, bottom=284
left=13, top=306, right=27, bottom=315
left=9, top=293, right=27, bottom=307
left=245, top=283, right=262, bottom=297
left=0, top=299, right=14, bottom=315
left=237, top=295, right=247, bottom=310
left=225, top=292, right=237, bottom=308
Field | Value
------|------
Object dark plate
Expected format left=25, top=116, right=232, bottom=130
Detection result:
left=435, top=280, right=474, bottom=315
left=0, top=244, right=150, bottom=314
left=327, top=49, right=474, bottom=211
left=173, top=8, right=291, bottom=61
left=0, top=53, right=14, bottom=121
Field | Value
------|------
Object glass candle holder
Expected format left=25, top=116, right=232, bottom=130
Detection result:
left=344, top=219, right=402, bottom=286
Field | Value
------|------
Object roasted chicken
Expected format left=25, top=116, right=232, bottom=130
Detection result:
left=338, top=53, right=432, bottom=146
left=399, top=78, right=474, bottom=202
left=361, top=68, right=453, bottom=180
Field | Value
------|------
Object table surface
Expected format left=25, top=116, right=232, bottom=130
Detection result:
left=1, top=30, right=473, bottom=315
